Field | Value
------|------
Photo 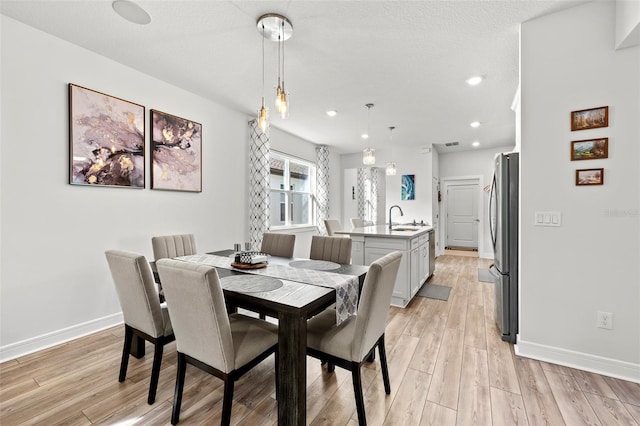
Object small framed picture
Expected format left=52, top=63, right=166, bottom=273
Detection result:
left=576, top=168, right=604, bottom=186
left=571, top=138, right=608, bottom=161
left=571, top=106, right=608, bottom=131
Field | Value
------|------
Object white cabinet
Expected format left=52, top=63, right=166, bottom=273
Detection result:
left=364, top=245, right=409, bottom=302
left=363, top=231, right=433, bottom=308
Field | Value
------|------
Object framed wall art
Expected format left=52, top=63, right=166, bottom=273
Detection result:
left=571, top=106, right=608, bottom=131
left=401, top=174, right=415, bottom=200
left=571, top=138, right=608, bottom=161
left=69, top=84, right=145, bottom=188
left=150, top=110, right=202, bottom=192
left=576, top=168, right=604, bottom=186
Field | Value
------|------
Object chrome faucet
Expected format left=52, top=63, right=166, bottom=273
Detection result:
left=388, top=205, right=404, bottom=230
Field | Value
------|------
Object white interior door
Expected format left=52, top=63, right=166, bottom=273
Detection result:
left=446, top=183, right=479, bottom=249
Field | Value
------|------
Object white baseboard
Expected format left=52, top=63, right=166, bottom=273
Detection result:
left=0, top=312, right=124, bottom=363
left=516, top=338, right=640, bottom=383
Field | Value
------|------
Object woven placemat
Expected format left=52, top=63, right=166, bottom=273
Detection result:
left=288, top=259, right=341, bottom=271
left=221, top=275, right=283, bottom=293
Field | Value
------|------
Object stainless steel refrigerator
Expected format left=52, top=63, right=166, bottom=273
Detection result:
left=488, top=152, right=519, bottom=343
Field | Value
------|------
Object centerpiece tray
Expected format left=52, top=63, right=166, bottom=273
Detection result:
left=231, top=262, right=267, bottom=270
left=231, top=251, right=269, bottom=269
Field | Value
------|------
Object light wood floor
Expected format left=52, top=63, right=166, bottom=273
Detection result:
left=2, top=254, right=639, bottom=425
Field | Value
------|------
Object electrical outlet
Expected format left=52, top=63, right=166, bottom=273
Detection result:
left=597, top=311, right=613, bottom=330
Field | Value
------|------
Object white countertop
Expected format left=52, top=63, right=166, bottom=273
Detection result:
left=335, top=224, right=433, bottom=239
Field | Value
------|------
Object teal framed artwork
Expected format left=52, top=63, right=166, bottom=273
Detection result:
left=401, top=174, right=415, bottom=200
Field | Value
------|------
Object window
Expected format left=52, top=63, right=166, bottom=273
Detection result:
left=269, top=152, right=316, bottom=227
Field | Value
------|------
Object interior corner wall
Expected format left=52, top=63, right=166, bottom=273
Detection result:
left=519, top=1, right=640, bottom=381
left=0, top=16, right=252, bottom=360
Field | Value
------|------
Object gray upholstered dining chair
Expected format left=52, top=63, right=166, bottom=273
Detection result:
left=151, top=234, right=197, bottom=260
left=104, top=250, right=175, bottom=405
left=306, top=251, right=402, bottom=426
left=309, top=235, right=352, bottom=264
left=323, top=219, right=342, bottom=236
left=156, top=258, right=279, bottom=425
left=350, top=217, right=365, bottom=229
left=260, top=232, right=296, bottom=258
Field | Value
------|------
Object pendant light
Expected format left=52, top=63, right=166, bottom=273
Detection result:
left=257, top=21, right=268, bottom=134
left=362, top=103, right=375, bottom=165
left=257, top=14, right=292, bottom=120
left=386, top=126, right=397, bottom=175
left=277, top=20, right=290, bottom=119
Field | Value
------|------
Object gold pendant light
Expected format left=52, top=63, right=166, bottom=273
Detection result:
left=257, top=21, right=268, bottom=134
left=257, top=14, right=292, bottom=120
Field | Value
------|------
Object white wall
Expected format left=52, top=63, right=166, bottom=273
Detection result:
left=0, top=16, right=328, bottom=360
left=520, top=1, right=640, bottom=381
left=342, top=146, right=433, bottom=227
left=438, top=145, right=514, bottom=257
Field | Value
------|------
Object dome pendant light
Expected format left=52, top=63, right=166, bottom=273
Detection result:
left=257, top=22, right=269, bottom=134
left=386, top=126, right=397, bottom=176
left=362, top=103, right=375, bottom=165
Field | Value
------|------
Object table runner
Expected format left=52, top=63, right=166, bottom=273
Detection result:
left=176, top=254, right=359, bottom=323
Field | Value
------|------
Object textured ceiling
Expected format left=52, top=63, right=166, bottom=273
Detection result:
left=1, top=0, right=587, bottom=154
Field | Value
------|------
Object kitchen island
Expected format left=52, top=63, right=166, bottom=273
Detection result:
left=336, top=225, right=434, bottom=308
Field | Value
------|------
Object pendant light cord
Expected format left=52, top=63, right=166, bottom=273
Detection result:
left=261, top=23, right=265, bottom=103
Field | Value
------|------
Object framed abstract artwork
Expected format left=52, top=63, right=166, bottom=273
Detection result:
left=150, top=110, right=202, bottom=192
left=576, top=168, right=604, bottom=186
left=69, top=84, right=145, bottom=188
left=570, top=106, right=608, bottom=131
left=401, top=174, right=415, bottom=200
left=571, top=138, right=608, bottom=161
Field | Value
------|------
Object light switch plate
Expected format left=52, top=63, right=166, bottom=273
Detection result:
left=535, top=211, right=562, bottom=227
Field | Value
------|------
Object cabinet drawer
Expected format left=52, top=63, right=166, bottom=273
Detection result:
left=410, top=237, right=421, bottom=250
left=365, top=237, right=409, bottom=251
left=419, top=234, right=429, bottom=246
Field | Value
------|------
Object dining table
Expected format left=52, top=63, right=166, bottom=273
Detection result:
left=148, top=249, right=368, bottom=426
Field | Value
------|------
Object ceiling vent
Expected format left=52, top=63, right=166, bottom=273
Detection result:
left=445, top=141, right=459, bottom=147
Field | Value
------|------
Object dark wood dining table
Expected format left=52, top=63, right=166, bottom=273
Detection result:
left=149, top=249, right=368, bottom=426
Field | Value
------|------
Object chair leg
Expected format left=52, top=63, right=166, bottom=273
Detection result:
left=378, top=335, right=391, bottom=394
left=171, top=353, right=187, bottom=425
left=351, top=363, right=367, bottom=426
left=148, top=342, right=164, bottom=404
left=221, top=376, right=235, bottom=426
left=119, top=326, right=133, bottom=382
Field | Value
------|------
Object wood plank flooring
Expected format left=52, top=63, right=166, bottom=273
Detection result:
left=2, top=254, right=639, bottom=425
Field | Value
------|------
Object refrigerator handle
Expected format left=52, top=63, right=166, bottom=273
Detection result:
left=489, top=173, right=497, bottom=248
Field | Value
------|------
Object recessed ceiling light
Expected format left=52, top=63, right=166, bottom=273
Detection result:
left=466, top=76, right=483, bottom=86
left=326, top=110, right=337, bottom=117
left=470, top=121, right=481, bottom=128
left=361, top=133, right=369, bottom=139
left=472, top=141, right=480, bottom=147
left=112, top=0, right=151, bottom=25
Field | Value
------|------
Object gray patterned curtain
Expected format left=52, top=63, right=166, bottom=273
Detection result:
left=357, top=167, right=379, bottom=225
left=248, top=120, right=270, bottom=250
left=316, top=145, right=330, bottom=235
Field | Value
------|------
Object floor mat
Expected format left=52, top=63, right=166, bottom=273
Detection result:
left=416, top=284, right=452, bottom=301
